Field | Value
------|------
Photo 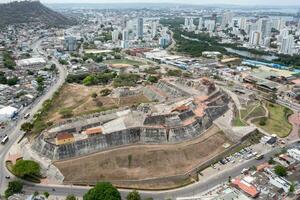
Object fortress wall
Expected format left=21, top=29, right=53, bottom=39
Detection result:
left=31, top=135, right=58, bottom=160
left=142, top=86, right=166, bottom=102
left=156, top=80, right=189, bottom=97
left=140, top=128, right=167, bottom=144
left=169, top=115, right=208, bottom=143
left=57, top=128, right=141, bottom=160
left=32, top=90, right=230, bottom=160
left=205, top=104, right=229, bottom=121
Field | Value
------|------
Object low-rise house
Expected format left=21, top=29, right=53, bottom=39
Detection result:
left=55, top=132, right=75, bottom=145
left=231, top=178, right=259, bottom=198
left=82, top=127, right=103, bottom=137
left=287, top=149, right=300, bottom=161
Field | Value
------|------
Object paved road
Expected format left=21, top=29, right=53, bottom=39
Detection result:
left=0, top=39, right=68, bottom=194
left=21, top=145, right=290, bottom=200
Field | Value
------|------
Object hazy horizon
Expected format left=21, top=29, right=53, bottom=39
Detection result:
left=0, top=0, right=300, bottom=6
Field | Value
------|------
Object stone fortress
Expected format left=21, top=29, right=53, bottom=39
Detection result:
left=32, top=77, right=230, bottom=160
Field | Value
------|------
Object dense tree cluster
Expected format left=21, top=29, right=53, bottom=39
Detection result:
left=12, top=160, right=41, bottom=178
left=3, top=51, right=16, bottom=69
left=83, top=182, right=121, bottom=200
left=5, top=181, right=23, bottom=198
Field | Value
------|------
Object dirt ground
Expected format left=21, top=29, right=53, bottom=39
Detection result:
left=47, top=84, right=150, bottom=123
left=54, top=125, right=232, bottom=189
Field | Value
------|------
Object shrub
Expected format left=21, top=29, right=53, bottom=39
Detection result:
left=274, top=165, right=287, bottom=177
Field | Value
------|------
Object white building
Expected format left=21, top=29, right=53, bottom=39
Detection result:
left=151, top=21, right=157, bottom=38
left=249, top=31, right=261, bottom=46
left=198, top=17, right=203, bottom=30
left=221, top=12, right=233, bottom=29
left=257, top=18, right=271, bottom=40
left=16, top=57, right=46, bottom=67
left=239, top=17, right=247, bottom=30
left=280, top=35, right=295, bottom=55
left=269, top=176, right=291, bottom=193
left=204, top=20, right=216, bottom=32
left=0, top=106, right=18, bottom=122
left=112, top=30, right=119, bottom=42
left=287, top=148, right=300, bottom=161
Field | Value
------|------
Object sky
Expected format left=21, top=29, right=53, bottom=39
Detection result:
left=0, top=0, right=300, bottom=6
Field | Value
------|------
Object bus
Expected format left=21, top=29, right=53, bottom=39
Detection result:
left=1, top=135, right=9, bottom=144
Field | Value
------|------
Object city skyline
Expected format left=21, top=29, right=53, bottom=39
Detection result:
left=0, top=0, right=300, bottom=6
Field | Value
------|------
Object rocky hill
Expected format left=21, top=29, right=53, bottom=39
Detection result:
left=0, top=1, right=76, bottom=27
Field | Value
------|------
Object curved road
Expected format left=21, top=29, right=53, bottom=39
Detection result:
left=0, top=39, right=68, bottom=194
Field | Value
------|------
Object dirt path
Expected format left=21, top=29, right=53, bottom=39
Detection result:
left=287, top=112, right=300, bottom=141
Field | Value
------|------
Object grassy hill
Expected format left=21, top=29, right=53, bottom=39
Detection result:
left=0, top=1, right=76, bottom=27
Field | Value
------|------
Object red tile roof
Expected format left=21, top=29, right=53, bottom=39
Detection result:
left=56, top=132, right=74, bottom=141
left=232, top=178, right=259, bottom=198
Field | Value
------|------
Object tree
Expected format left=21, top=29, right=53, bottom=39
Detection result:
left=274, top=165, right=287, bottom=177
left=21, top=122, right=34, bottom=133
left=147, top=76, right=158, bottom=83
left=59, top=108, right=73, bottom=118
left=12, top=160, right=41, bottom=178
left=83, top=182, right=121, bottom=200
left=83, top=75, right=95, bottom=86
left=289, top=182, right=295, bottom=193
left=91, top=92, right=98, bottom=98
left=34, top=191, right=39, bottom=196
left=100, top=89, right=112, bottom=96
left=44, top=192, right=50, bottom=198
left=5, top=180, right=23, bottom=198
left=6, top=76, right=19, bottom=86
left=268, top=157, right=275, bottom=164
left=66, top=195, right=77, bottom=200
left=126, top=190, right=141, bottom=200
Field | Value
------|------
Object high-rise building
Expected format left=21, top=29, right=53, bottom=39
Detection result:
left=221, top=12, right=233, bottom=29
left=263, top=37, right=271, bottom=47
left=159, top=35, right=170, bottom=49
left=64, top=36, right=77, bottom=51
left=278, top=28, right=289, bottom=43
left=121, top=29, right=129, bottom=49
left=204, top=20, right=216, bottom=32
left=151, top=21, right=157, bottom=38
left=137, top=18, right=144, bottom=39
left=184, top=17, right=189, bottom=27
left=184, top=17, right=195, bottom=30
left=239, top=17, right=247, bottom=30
left=198, top=17, right=203, bottom=30
left=249, top=31, right=261, bottom=46
left=257, top=18, right=271, bottom=40
left=280, top=35, right=295, bottom=55
left=273, top=18, right=286, bottom=31
left=112, top=30, right=119, bottom=42
left=122, top=29, right=129, bottom=41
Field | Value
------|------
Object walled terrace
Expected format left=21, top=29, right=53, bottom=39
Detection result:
left=32, top=77, right=230, bottom=160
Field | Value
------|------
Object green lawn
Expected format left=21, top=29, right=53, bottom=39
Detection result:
left=232, top=116, right=247, bottom=126
left=104, top=59, right=144, bottom=66
left=255, top=102, right=293, bottom=138
left=244, top=104, right=266, bottom=121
